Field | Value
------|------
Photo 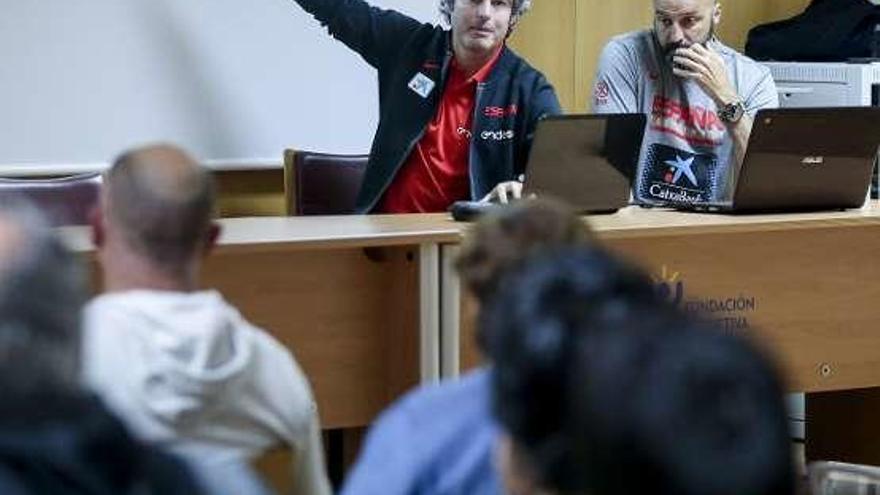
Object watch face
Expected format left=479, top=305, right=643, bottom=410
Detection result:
left=732, top=102, right=745, bottom=120
left=722, top=101, right=744, bottom=123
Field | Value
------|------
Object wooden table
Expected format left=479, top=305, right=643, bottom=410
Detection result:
left=60, top=205, right=880, bottom=461
left=449, top=204, right=880, bottom=395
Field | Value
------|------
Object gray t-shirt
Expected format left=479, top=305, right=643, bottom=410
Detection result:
left=592, top=29, right=778, bottom=205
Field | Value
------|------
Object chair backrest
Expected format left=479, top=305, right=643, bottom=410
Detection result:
left=283, top=149, right=368, bottom=215
left=809, top=461, right=880, bottom=494
left=0, top=173, right=103, bottom=226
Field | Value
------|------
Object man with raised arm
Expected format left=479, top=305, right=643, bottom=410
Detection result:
left=293, top=0, right=561, bottom=213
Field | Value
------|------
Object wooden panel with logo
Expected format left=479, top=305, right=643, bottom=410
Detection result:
left=606, top=223, right=880, bottom=393
left=460, top=221, right=880, bottom=393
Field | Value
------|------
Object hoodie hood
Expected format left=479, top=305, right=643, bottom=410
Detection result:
left=84, top=290, right=255, bottom=428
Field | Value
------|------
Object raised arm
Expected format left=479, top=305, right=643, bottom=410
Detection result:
left=292, top=0, right=426, bottom=69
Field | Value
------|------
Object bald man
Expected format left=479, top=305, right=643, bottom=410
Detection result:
left=83, top=145, right=331, bottom=495
left=592, top=0, right=778, bottom=207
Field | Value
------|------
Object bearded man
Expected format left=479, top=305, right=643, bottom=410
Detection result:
left=592, top=0, right=778, bottom=206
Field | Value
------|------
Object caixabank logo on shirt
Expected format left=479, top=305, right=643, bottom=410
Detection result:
left=639, top=143, right=718, bottom=204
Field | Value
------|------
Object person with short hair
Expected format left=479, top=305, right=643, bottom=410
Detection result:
left=292, top=0, right=561, bottom=213
left=340, top=199, right=590, bottom=494
left=486, top=248, right=795, bottom=495
left=592, top=0, right=778, bottom=206
left=83, top=144, right=331, bottom=495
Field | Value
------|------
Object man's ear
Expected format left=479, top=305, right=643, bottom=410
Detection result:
left=713, top=2, right=722, bottom=25
left=202, top=222, right=221, bottom=256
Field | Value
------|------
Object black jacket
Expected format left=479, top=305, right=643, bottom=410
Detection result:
left=294, top=0, right=562, bottom=212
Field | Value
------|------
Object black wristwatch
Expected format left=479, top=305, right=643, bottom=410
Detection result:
left=718, top=99, right=746, bottom=124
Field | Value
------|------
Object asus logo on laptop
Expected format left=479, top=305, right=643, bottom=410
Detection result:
left=801, top=156, right=825, bottom=165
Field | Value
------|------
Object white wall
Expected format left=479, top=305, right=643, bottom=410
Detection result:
left=0, top=0, right=437, bottom=170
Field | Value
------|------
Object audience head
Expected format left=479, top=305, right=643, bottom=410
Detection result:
left=653, top=0, right=720, bottom=58
left=95, top=144, right=218, bottom=285
left=456, top=198, right=591, bottom=354
left=456, top=198, right=591, bottom=305
left=486, top=247, right=794, bottom=495
left=0, top=200, right=86, bottom=393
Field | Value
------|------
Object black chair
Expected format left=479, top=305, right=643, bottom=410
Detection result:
left=283, top=149, right=368, bottom=215
left=0, top=172, right=103, bottom=226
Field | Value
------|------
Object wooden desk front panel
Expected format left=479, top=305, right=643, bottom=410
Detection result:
left=202, top=246, right=421, bottom=429
left=461, top=222, right=880, bottom=393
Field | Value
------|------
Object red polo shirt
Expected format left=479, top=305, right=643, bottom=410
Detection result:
left=379, top=49, right=502, bottom=214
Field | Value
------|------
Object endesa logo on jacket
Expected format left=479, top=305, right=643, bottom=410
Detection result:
left=481, top=129, right=515, bottom=141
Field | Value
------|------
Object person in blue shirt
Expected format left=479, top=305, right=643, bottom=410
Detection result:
left=339, top=199, right=591, bottom=495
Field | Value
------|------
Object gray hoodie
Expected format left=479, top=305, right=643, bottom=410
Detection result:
left=82, top=290, right=331, bottom=495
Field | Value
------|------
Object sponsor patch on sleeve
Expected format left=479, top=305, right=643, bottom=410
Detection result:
left=594, top=80, right=610, bottom=105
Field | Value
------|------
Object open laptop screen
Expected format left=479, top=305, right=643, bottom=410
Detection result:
left=729, top=107, right=880, bottom=212
left=523, top=113, right=647, bottom=213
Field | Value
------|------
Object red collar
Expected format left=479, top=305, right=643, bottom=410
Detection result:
left=451, top=46, right=504, bottom=85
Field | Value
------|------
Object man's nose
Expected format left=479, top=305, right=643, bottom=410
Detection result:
left=475, top=0, right=491, bottom=19
left=668, top=22, right=685, bottom=44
